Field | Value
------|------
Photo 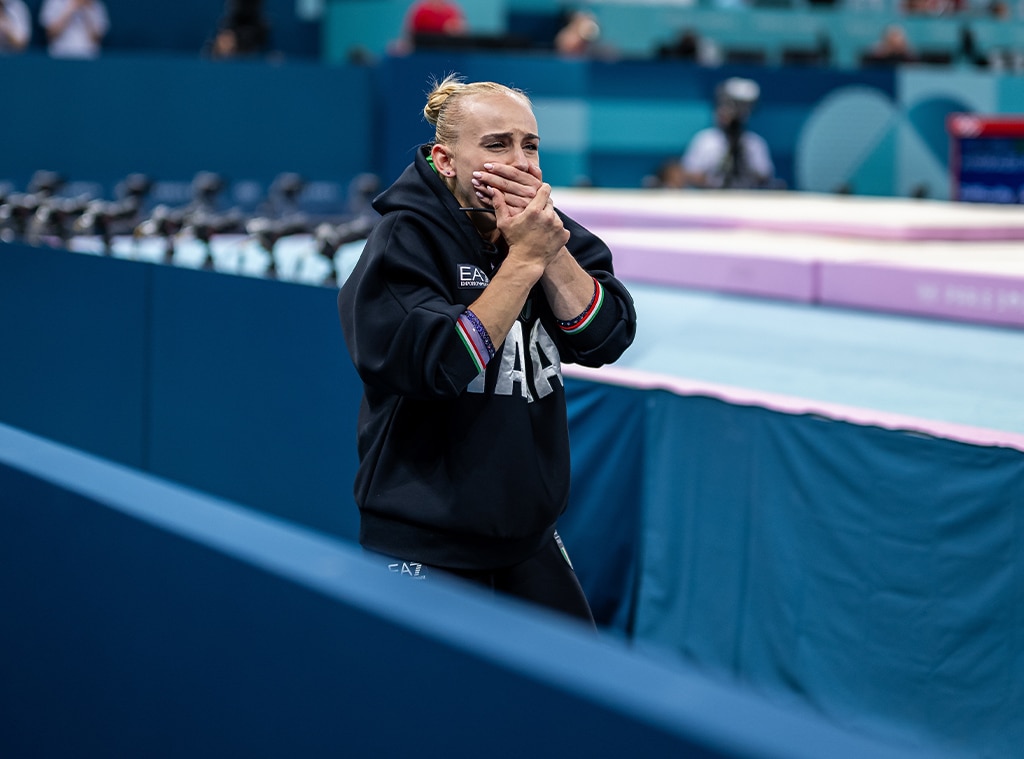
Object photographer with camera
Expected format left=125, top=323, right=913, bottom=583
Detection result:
left=681, top=77, right=778, bottom=190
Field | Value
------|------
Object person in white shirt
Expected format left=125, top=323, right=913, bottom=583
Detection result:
left=40, top=0, right=109, bottom=59
left=681, top=77, right=777, bottom=190
left=0, top=0, right=30, bottom=54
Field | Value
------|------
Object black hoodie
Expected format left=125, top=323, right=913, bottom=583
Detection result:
left=338, top=147, right=636, bottom=570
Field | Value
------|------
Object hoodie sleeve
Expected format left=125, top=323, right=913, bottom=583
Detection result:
left=547, top=213, right=637, bottom=368
left=338, top=213, right=484, bottom=400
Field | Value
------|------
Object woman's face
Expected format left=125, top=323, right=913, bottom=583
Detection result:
left=436, top=92, right=540, bottom=212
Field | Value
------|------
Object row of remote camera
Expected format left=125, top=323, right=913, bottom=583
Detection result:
left=0, top=170, right=381, bottom=286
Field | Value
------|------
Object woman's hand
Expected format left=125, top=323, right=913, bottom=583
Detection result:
left=472, top=162, right=543, bottom=217
left=493, top=183, right=569, bottom=273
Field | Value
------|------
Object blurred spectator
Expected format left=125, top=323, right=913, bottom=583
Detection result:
left=405, top=0, right=465, bottom=36
left=681, top=77, right=778, bottom=190
left=206, top=0, right=271, bottom=59
left=958, top=24, right=988, bottom=68
left=988, top=0, right=1010, bottom=18
left=903, top=0, right=965, bottom=13
left=845, top=0, right=888, bottom=10
left=863, top=24, right=917, bottom=65
left=657, top=27, right=721, bottom=65
left=646, top=159, right=687, bottom=189
left=40, top=0, right=108, bottom=59
left=657, top=28, right=700, bottom=62
left=393, top=0, right=465, bottom=54
left=554, top=10, right=600, bottom=57
left=0, top=0, right=30, bottom=54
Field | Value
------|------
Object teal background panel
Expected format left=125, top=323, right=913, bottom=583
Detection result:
left=897, top=68, right=996, bottom=200
left=849, top=120, right=900, bottom=197
left=586, top=150, right=677, bottom=189
left=588, top=100, right=708, bottom=153
left=585, top=60, right=710, bottom=100
left=968, top=17, right=1024, bottom=57
left=322, top=0, right=506, bottom=61
left=535, top=151, right=589, bottom=188
left=532, top=98, right=589, bottom=152
left=795, top=84, right=899, bottom=195
left=997, top=74, right=1024, bottom=112
left=322, top=0, right=406, bottom=62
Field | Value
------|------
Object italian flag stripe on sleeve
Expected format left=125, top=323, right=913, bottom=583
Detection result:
left=560, top=279, right=605, bottom=335
left=456, top=314, right=488, bottom=373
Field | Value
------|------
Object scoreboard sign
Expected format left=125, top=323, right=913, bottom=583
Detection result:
left=947, top=114, right=1024, bottom=204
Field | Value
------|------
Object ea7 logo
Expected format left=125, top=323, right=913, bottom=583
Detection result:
left=458, top=264, right=490, bottom=288
left=388, top=561, right=426, bottom=579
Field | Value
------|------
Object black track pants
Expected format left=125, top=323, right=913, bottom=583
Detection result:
left=370, top=530, right=596, bottom=628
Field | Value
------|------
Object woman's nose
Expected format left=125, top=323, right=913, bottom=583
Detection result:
left=510, top=147, right=530, bottom=172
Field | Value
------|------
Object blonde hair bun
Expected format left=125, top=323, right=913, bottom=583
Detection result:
left=422, top=73, right=532, bottom=146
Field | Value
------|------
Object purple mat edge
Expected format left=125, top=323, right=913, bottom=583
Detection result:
left=609, top=243, right=1024, bottom=329
left=561, top=207, right=1024, bottom=242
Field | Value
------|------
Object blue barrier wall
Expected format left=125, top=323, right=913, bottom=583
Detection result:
left=1, top=422, right=948, bottom=758
left=0, top=240, right=640, bottom=630
left=2, top=240, right=1021, bottom=756
left=634, top=390, right=1024, bottom=759
left=0, top=240, right=643, bottom=627
left=0, top=242, right=362, bottom=541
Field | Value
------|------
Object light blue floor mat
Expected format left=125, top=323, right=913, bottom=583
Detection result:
left=620, top=283, right=1024, bottom=435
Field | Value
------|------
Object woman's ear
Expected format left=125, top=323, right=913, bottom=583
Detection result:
left=431, top=144, right=455, bottom=177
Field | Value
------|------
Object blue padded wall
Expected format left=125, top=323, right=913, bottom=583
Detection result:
left=0, top=422, right=943, bottom=759
left=3, top=238, right=1019, bottom=755
left=0, top=243, right=361, bottom=541
left=0, top=244, right=148, bottom=467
